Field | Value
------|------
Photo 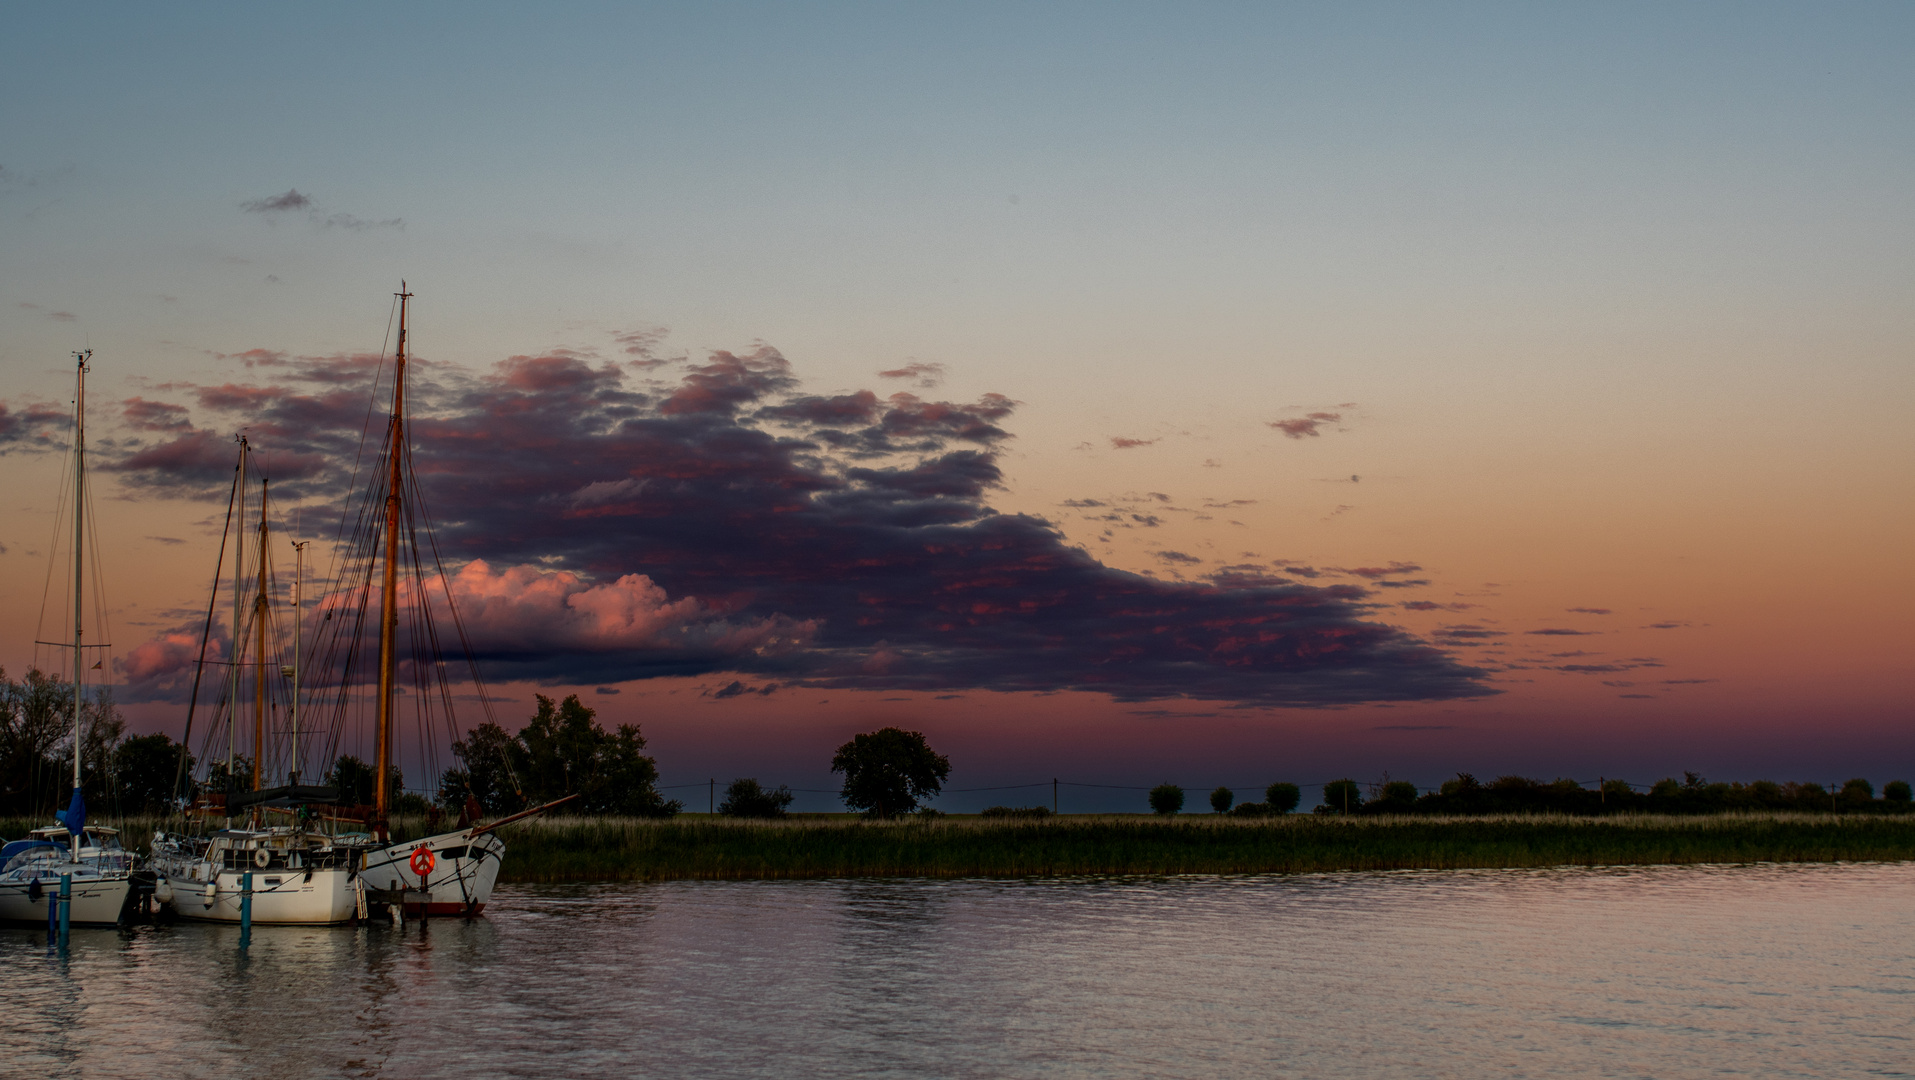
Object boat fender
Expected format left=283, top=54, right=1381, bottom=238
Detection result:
left=203, top=881, right=217, bottom=906
left=354, top=877, right=368, bottom=921
left=28, top=877, right=42, bottom=901
left=253, top=848, right=272, bottom=869
left=153, top=878, right=174, bottom=904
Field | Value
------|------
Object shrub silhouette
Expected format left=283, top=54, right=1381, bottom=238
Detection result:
left=1375, top=781, right=1418, bottom=811
left=1265, top=782, right=1301, bottom=814
left=1839, top=778, right=1875, bottom=808
left=1209, top=786, right=1234, bottom=813
left=1885, top=780, right=1912, bottom=804
left=1148, top=784, right=1185, bottom=815
left=1322, top=778, right=1362, bottom=814
left=718, top=778, right=795, bottom=818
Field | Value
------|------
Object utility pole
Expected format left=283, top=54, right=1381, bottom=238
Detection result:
left=1053, top=778, right=1058, bottom=816
left=709, top=778, right=715, bottom=815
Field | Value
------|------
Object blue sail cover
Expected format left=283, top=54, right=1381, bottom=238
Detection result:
left=53, top=788, right=85, bottom=837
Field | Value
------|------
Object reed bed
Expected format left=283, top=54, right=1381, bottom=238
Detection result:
left=487, top=812, right=1915, bottom=882
left=13, top=812, right=1911, bottom=880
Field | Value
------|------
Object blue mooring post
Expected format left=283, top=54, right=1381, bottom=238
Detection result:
left=57, top=874, right=71, bottom=949
left=45, top=880, right=56, bottom=945
left=238, top=871, right=252, bottom=950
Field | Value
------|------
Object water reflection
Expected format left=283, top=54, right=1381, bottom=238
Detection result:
left=2, top=863, right=1912, bottom=1078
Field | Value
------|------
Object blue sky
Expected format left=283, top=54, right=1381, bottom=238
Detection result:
left=3, top=4, right=1911, bottom=806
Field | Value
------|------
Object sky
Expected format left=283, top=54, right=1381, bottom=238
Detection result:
left=2, top=3, right=1911, bottom=810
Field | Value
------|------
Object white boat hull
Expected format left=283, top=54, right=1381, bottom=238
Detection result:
left=159, top=866, right=358, bottom=925
left=0, top=875, right=133, bottom=927
left=360, top=830, right=506, bottom=916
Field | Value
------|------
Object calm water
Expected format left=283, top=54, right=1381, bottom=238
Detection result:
left=3, top=863, right=1911, bottom=1078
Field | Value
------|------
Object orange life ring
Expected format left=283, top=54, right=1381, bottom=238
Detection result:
left=409, top=846, right=435, bottom=877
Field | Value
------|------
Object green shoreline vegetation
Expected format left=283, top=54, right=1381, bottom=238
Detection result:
left=9, top=812, right=1914, bottom=882
left=487, top=813, right=1915, bottom=882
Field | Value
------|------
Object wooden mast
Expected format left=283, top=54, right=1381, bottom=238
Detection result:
left=374, top=284, right=411, bottom=839
left=228, top=437, right=247, bottom=826
left=253, top=479, right=270, bottom=799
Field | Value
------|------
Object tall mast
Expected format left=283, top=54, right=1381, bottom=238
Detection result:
left=71, top=350, right=89, bottom=856
left=229, top=436, right=247, bottom=827
left=291, top=539, right=308, bottom=786
left=253, top=478, right=270, bottom=799
left=374, top=283, right=411, bottom=839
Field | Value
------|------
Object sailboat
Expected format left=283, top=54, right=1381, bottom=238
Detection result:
left=155, top=285, right=538, bottom=924
left=0, top=351, right=141, bottom=926
left=149, top=438, right=366, bottom=924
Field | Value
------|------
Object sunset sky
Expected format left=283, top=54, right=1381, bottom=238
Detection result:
left=3, top=4, right=1910, bottom=810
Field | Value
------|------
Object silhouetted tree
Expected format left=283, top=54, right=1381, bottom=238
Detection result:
left=1209, top=786, right=1234, bottom=813
left=1265, top=782, right=1301, bottom=814
left=113, top=733, right=189, bottom=813
left=1885, top=780, right=1912, bottom=804
left=1148, top=783, right=1184, bottom=815
left=831, top=727, right=950, bottom=818
left=519, top=694, right=679, bottom=816
left=436, top=696, right=678, bottom=817
left=440, top=720, right=526, bottom=815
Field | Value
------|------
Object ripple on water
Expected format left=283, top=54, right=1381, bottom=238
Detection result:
left=2, top=862, right=1912, bottom=1078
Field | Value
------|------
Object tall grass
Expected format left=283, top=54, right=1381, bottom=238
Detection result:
left=490, top=812, right=1915, bottom=882
left=12, top=813, right=1911, bottom=880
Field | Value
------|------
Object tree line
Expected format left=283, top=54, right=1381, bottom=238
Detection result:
left=12, top=666, right=1906, bottom=823
left=1140, top=772, right=1915, bottom=816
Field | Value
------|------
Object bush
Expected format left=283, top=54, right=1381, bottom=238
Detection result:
left=1209, top=786, right=1234, bottom=813
left=1265, top=782, right=1301, bottom=814
left=1885, top=780, right=1912, bottom=804
left=1839, top=778, right=1875, bottom=808
left=718, top=778, right=795, bottom=819
left=1229, top=802, right=1269, bottom=817
left=1148, top=784, right=1184, bottom=815
left=1321, top=778, right=1362, bottom=814
left=1374, top=781, right=1418, bottom=811
left=980, top=805, right=1051, bottom=819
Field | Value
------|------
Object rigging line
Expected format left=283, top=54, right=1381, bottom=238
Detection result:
left=407, top=440, right=520, bottom=795
left=171, top=461, right=241, bottom=809
left=319, top=292, right=400, bottom=643
left=33, top=394, right=78, bottom=678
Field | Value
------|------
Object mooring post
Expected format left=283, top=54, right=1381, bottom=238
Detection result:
left=45, top=879, right=57, bottom=945
left=57, top=874, right=71, bottom=949
left=239, top=871, right=253, bottom=950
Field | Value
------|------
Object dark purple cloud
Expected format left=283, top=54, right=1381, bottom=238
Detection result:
left=877, top=361, right=946, bottom=388
left=0, top=399, right=68, bottom=453
left=242, top=189, right=313, bottom=212
left=108, top=345, right=1493, bottom=708
left=1269, top=411, right=1344, bottom=439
